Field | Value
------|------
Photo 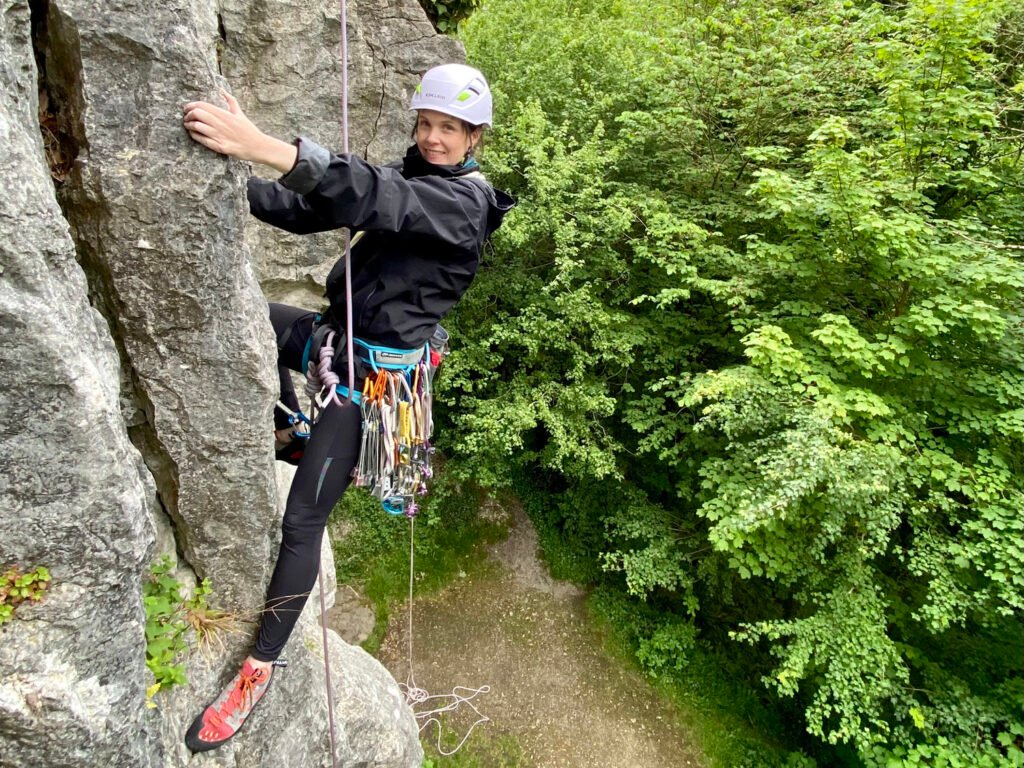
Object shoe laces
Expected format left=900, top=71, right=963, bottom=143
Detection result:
left=207, top=667, right=265, bottom=728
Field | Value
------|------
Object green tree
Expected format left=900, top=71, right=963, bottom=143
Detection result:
left=454, top=0, right=1024, bottom=761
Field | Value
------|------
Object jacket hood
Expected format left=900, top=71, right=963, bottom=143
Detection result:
left=398, top=145, right=515, bottom=238
left=485, top=187, right=515, bottom=238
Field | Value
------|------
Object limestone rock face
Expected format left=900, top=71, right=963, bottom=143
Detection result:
left=40, top=0, right=280, bottom=612
left=0, top=0, right=452, bottom=764
left=0, top=3, right=156, bottom=766
left=220, top=0, right=464, bottom=307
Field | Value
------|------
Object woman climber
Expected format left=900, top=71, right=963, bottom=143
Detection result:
left=180, top=63, right=514, bottom=752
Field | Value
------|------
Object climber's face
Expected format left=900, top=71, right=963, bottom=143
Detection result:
left=414, top=109, right=481, bottom=166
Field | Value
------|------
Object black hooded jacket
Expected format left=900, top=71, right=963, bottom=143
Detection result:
left=247, top=138, right=515, bottom=349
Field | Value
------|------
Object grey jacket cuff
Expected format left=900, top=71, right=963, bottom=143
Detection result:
left=278, top=137, right=330, bottom=195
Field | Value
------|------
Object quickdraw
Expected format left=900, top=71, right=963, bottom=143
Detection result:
left=352, top=355, right=438, bottom=517
left=300, top=315, right=449, bottom=519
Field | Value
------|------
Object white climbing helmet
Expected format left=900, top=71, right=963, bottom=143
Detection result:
left=409, top=63, right=493, bottom=128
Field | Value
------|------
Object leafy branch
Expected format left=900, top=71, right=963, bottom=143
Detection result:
left=418, top=0, right=480, bottom=34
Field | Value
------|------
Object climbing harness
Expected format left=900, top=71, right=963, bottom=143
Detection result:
left=350, top=331, right=448, bottom=517
left=302, top=323, right=362, bottom=420
left=300, top=317, right=450, bottom=516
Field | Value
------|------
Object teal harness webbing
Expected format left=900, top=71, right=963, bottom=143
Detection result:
left=300, top=331, right=429, bottom=404
left=353, top=338, right=427, bottom=372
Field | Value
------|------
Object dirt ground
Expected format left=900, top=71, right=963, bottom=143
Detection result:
left=375, top=503, right=706, bottom=768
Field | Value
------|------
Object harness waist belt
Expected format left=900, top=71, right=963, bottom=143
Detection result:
left=354, top=339, right=425, bottom=370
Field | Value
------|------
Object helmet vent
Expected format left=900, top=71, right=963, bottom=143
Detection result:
left=409, top=64, right=493, bottom=127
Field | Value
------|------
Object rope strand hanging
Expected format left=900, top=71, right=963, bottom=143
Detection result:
left=315, top=3, right=491, bottom=758
left=399, top=515, right=491, bottom=755
left=314, top=3, right=354, bottom=767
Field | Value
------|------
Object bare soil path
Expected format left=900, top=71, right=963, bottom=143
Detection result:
left=376, top=502, right=706, bottom=768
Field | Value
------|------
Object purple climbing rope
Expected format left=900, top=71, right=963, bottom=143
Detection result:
left=340, top=0, right=355, bottom=403
left=317, top=3, right=355, bottom=768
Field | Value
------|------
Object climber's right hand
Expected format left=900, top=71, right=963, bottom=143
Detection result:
left=182, top=90, right=297, bottom=173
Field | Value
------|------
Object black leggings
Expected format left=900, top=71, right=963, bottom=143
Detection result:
left=253, top=303, right=363, bottom=662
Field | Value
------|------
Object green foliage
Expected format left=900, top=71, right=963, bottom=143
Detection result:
left=331, top=487, right=411, bottom=587
left=418, top=0, right=481, bottom=34
left=511, top=471, right=607, bottom=584
left=144, top=557, right=189, bottom=699
left=330, top=471, right=508, bottom=654
left=0, top=565, right=51, bottom=625
left=863, top=720, right=1024, bottom=768
left=637, top=618, right=697, bottom=678
left=143, top=557, right=218, bottom=701
left=588, top=586, right=808, bottom=767
left=459, top=0, right=1024, bottom=762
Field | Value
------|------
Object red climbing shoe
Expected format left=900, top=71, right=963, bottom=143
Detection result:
left=185, top=661, right=275, bottom=752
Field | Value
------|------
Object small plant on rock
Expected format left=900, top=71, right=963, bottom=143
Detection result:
left=0, top=565, right=52, bottom=626
left=184, top=575, right=242, bottom=656
left=143, top=557, right=239, bottom=704
left=144, top=557, right=190, bottom=701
